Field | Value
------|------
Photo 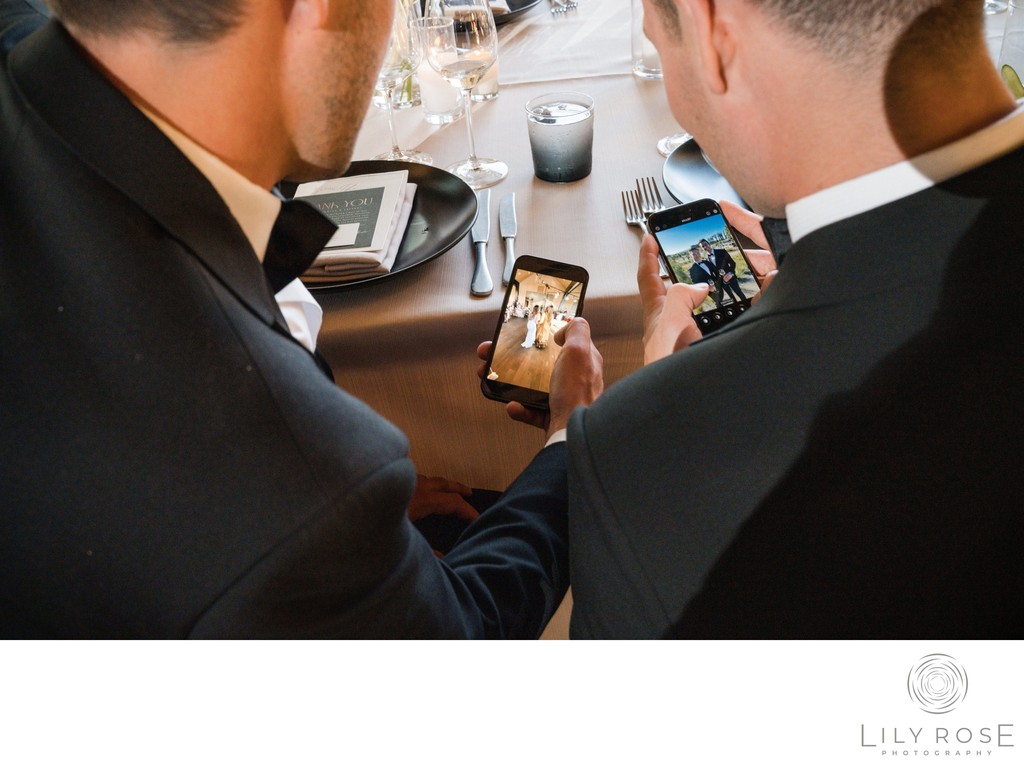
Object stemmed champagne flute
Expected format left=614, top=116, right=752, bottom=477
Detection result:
left=375, top=0, right=432, bottom=164
left=417, top=1, right=507, bottom=188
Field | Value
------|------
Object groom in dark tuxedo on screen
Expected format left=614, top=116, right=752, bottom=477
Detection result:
left=700, top=238, right=745, bottom=304
left=687, top=246, right=723, bottom=306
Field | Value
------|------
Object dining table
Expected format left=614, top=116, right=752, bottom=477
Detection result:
left=311, top=0, right=1013, bottom=638
left=317, top=0, right=672, bottom=483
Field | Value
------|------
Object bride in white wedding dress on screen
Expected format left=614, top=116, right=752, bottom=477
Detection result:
left=521, top=305, right=539, bottom=348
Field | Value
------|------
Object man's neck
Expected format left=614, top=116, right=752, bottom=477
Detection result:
left=745, top=31, right=1016, bottom=217
left=785, top=103, right=1024, bottom=244
left=68, top=23, right=289, bottom=190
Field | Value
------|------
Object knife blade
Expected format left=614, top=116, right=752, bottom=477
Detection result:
left=470, top=189, right=493, bottom=296
left=499, top=193, right=517, bottom=286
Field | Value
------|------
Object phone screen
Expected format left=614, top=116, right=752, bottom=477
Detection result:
left=482, top=255, right=588, bottom=409
left=651, top=200, right=760, bottom=332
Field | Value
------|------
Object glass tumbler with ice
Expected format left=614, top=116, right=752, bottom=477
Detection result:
left=525, top=92, right=595, bottom=183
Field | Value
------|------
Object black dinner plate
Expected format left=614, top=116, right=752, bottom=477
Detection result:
left=300, top=160, right=477, bottom=291
left=662, top=137, right=747, bottom=209
left=493, top=0, right=544, bottom=25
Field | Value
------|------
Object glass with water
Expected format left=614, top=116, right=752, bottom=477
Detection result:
left=631, top=0, right=662, bottom=79
left=525, top=92, right=595, bottom=183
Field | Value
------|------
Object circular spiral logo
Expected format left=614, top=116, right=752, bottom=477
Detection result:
left=907, top=655, right=968, bottom=714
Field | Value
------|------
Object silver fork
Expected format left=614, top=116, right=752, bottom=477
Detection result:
left=621, top=190, right=648, bottom=233
left=550, top=0, right=577, bottom=13
left=622, top=189, right=669, bottom=277
left=635, top=176, right=667, bottom=216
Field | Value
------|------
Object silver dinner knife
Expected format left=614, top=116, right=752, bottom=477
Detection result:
left=471, top=189, right=493, bottom=296
left=499, top=193, right=517, bottom=286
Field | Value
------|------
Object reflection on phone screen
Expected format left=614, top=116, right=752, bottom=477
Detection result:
left=655, top=212, right=760, bottom=314
left=487, top=267, right=585, bottom=394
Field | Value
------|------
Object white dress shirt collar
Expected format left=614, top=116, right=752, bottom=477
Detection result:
left=138, top=106, right=280, bottom=261
left=787, top=103, right=1024, bottom=244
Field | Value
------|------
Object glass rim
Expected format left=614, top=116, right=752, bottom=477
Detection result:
left=524, top=91, right=595, bottom=117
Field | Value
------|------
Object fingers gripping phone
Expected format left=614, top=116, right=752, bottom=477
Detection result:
left=649, top=198, right=761, bottom=334
left=481, top=255, right=589, bottom=411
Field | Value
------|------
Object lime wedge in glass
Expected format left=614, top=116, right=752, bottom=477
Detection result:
left=1002, top=64, right=1024, bottom=99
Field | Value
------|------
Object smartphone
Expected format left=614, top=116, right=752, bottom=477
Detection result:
left=481, top=255, right=589, bottom=410
left=648, top=198, right=761, bottom=334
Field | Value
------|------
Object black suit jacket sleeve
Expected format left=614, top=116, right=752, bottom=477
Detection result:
left=189, top=444, right=570, bottom=639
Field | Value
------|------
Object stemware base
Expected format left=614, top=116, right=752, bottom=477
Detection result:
left=447, top=157, right=508, bottom=189
left=374, top=148, right=434, bottom=165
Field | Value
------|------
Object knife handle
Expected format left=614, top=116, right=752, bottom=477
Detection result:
left=472, top=241, right=493, bottom=296
left=502, top=236, right=516, bottom=286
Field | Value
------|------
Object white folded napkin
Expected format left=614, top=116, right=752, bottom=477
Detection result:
left=302, top=183, right=417, bottom=282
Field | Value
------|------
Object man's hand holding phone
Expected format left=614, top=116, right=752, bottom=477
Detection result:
left=718, top=200, right=779, bottom=291
left=543, top=318, right=603, bottom=437
left=480, top=255, right=594, bottom=427
left=640, top=198, right=781, bottom=361
left=638, top=233, right=708, bottom=364
left=476, top=317, right=604, bottom=439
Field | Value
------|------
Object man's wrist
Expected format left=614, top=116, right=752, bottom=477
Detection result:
left=544, top=428, right=567, bottom=448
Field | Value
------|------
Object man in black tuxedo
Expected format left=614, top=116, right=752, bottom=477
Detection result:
left=567, top=0, right=1024, bottom=638
left=686, top=246, right=723, bottom=306
left=700, top=238, right=745, bottom=304
left=0, top=0, right=604, bottom=637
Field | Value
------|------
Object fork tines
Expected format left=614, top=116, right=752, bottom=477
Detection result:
left=621, top=190, right=648, bottom=232
left=635, top=176, right=666, bottom=215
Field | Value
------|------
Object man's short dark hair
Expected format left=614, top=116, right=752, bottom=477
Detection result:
left=47, top=0, right=247, bottom=43
left=646, top=0, right=979, bottom=62
left=748, top=0, right=979, bottom=61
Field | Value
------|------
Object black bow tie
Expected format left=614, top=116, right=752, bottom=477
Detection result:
left=262, top=198, right=338, bottom=293
left=760, top=216, right=793, bottom=265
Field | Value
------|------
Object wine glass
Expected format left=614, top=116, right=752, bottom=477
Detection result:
left=375, top=0, right=432, bottom=164
left=417, top=2, right=507, bottom=188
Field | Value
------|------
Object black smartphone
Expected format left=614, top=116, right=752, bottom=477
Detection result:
left=648, top=198, right=761, bottom=334
left=481, top=255, right=589, bottom=411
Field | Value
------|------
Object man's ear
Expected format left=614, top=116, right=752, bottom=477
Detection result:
left=679, top=0, right=733, bottom=95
